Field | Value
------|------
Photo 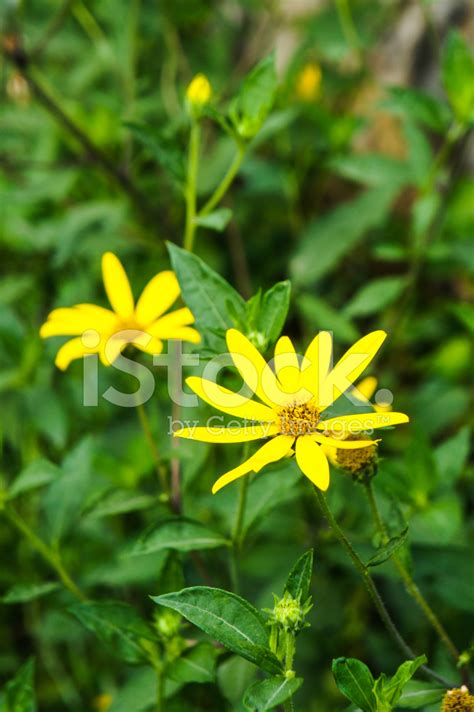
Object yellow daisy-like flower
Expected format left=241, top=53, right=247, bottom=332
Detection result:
left=174, top=329, right=409, bottom=493
left=40, top=252, right=200, bottom=370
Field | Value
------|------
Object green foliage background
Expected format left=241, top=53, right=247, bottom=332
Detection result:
left=0, top=1, right=473, bottom=710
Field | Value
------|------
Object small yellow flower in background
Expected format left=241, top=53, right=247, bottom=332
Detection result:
left=40, top=252, right=200, bottom=370
left=174, top=328, right=409, bottom=493
left=186, top=73, right=212, bottom=107
left=295, top=62, right=322, bottom=102
left=442, top=685, right=474, bottom=711
left=93, top=693, right=113, bottom=712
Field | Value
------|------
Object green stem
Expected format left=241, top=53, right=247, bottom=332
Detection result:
left=135, top=401, right=169, bottom=497
left=198, top=145, right=246, bottom=218
left=312, top=487, right=453, bottom=688
left=183, top=121, right=201, bottom=252
left=364, top=482, right=463, bottom=667
left=335, top=0, right=361, bottom=62
left=156, top=665, right=164, bottom=712
left=3, top=505, right=86, bottom=601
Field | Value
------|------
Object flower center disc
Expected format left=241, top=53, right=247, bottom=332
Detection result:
left=278, top=403, right=321, bottom=436
left=336, top=435, right=377, bottom=474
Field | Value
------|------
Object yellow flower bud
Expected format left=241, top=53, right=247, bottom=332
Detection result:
left=296, top=63, right=322, bottom=102
left=186, top=73, right=212, bottom=107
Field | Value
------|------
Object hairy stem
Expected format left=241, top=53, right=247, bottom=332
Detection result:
left=312, top=487, right=453, bottom=687
left=364, top=481, right=470, bottom=685
left=3, top=505, right=86, bottom=601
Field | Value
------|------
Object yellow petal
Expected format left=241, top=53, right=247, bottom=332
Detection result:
left=274, top=336, right=301, bottom=394
left=295, top=436, right=330, bottom=491
left=212, top=434, right=294, bottom=493
left=54, top=337, right=100, bottom=371
left=100, top=333, right=128, bottom=366
left=102, top=252, right=135, bottom=319
left=40, top=305, right=116, bottom=338
left=147, top=307, right=195, bottom=337
left=301, top=331, right=333, bottom=402
left=319, top=331, right=387, bottom=408
left=134, top=336, right=164, bottom=356
left=186, top=376, right=276, bottom=422
left=135, top=271, right=180, bottom=325
left=226, top=329, right=281, bottom=408
left=313, top=433, right=379, bottom=449
left=174, top=423, right=279, bottom=443
left=355, top=376, right=378, bottom=401
left=157, top=326, right=201, bottom=344
left=319, top=411, right=409, bottom=434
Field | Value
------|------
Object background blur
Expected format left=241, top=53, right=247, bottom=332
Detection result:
left=0, top=1, right=473, bottom=710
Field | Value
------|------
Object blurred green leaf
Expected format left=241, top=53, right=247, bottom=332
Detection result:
left=128, top=519, right=229, bottom=555
left=434, top=426, right=470, bottom=487
left=167, top=642, right=218, bottom=684
left=84, top=489, right=156, bottom=519
left=332, top=657, right=376, bottom=712
left=107, top=667, right=157, bottom=712
left=291, top=186, right=398, bottom=286
left=195, top=208, right=233, bottom=232
left=366, top=528, right=408, bottom=568
left=69, top=601, right=154, bottom=665
left=396, top=680, right=444, bottom=708
left=344, top=276, right=407, bottom=317
left=441, top=31, right=474, bottom=124
left=329, top=154, right=410, bottom=187
left=152, top=587, right=282, bottom=674
left=1, top=582, right=59, bottom=604
left=297, top=294, right=359, bottom=344
left=383, top=86, right=450, bottom=132
left=8, top=459, right=61, bottom=499
left=0, top=658, right=36, bottom=712
left=230, top=55, right=278, bottom=139
left=243, top=675, right=303, bottom=711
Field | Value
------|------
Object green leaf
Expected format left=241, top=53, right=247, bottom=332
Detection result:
left=8, top=460, right=61, bottom=499
left=383, top=86, right=450, bottom=133
left=167, top=642, right=218, bottom=684
left=230, top=55, right=278, bottom=139
left=1, top=582, right=59, bottom=604
left=243, top=675, right=303, bottom=711
left=127, top=519, right=229, bottom=556
left=284, top=550, right=314, bottom=602
left=167, top=242, right=245, bottom=353
left=107, top=668, right=157, bottom=712
left=195, top=208, right=233, bottom=232
left=442, top=31, right=474, bottom=124
left=42, top=437, right=96, bottom=543
left=152, top=587, right=282, bottom=674
left=125, top=122, right=185, bottom=184
left=329, top=153, right=410, bottom=187
left=0, top=658, right=36, bottom=712
left=69, top=601, right=154, bottom=664
left=344, top=277, right=407, bottom=318
left=379, top=655, right=427, bottom=706
left=257, top=281, right=291, bottom=346
left=366, top=528, right=408, bottom=568
left=297, top=294, right=359, bottom=344
left=332, top=657, right=377, bottom=712
left=396, top=680, right=444, bottom=708
left=84, top=489, right=156, bottom=519
left=291, top=186, right=398, bottom=287
left=434, top=426, right=470, bottom=486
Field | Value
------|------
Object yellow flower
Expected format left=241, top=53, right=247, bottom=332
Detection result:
left=174, top=329, right=409, bottom=493
left=295, top=63, right=322, bottom=102
left=40, top=252, right=200, bottom=370
left=93, top=694, right=113, bottom=712
left=186, top=73, right=212, bottom=107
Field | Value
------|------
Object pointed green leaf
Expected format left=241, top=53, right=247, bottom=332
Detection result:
left=332, top=657, right=377, bottom=712
left=231, top=55, right=277, bottom=139
left=1, top=582, right=59, bottom=604
left=396, top=680, right=444, bottom=708
left=0, top=658, right=36, bottom=712
left=366, top=528, right=408, bottom=568
left=243, top=675, right=303, bottom=711
left=284, top=549, right=314, bottom=602
left=127, top=519, right=229, bottom=556
left=69, top=601, right=154, bottom=664
left=195, top=208, right=233, bottom=232
left=9, top=460, right=61, bottom=499
left=381, top=655, right=427, bottom=706
left=167, top=642, right=218, bottom=684
left=152, top=587, right=282, bottom=674
left=442, top=31, right=474, bottom=124
left=258, top=281, right=291, bottom=346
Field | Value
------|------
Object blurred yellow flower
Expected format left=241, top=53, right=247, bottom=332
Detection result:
left=186, top=73, right=212, bottom=106
left=40, top=252, right=200, bottom=370
left=174, top=329, right=408, bottom=493
left=296, top=63, right=322, bottom=102
left=93, top=694, right=113, bottom=712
